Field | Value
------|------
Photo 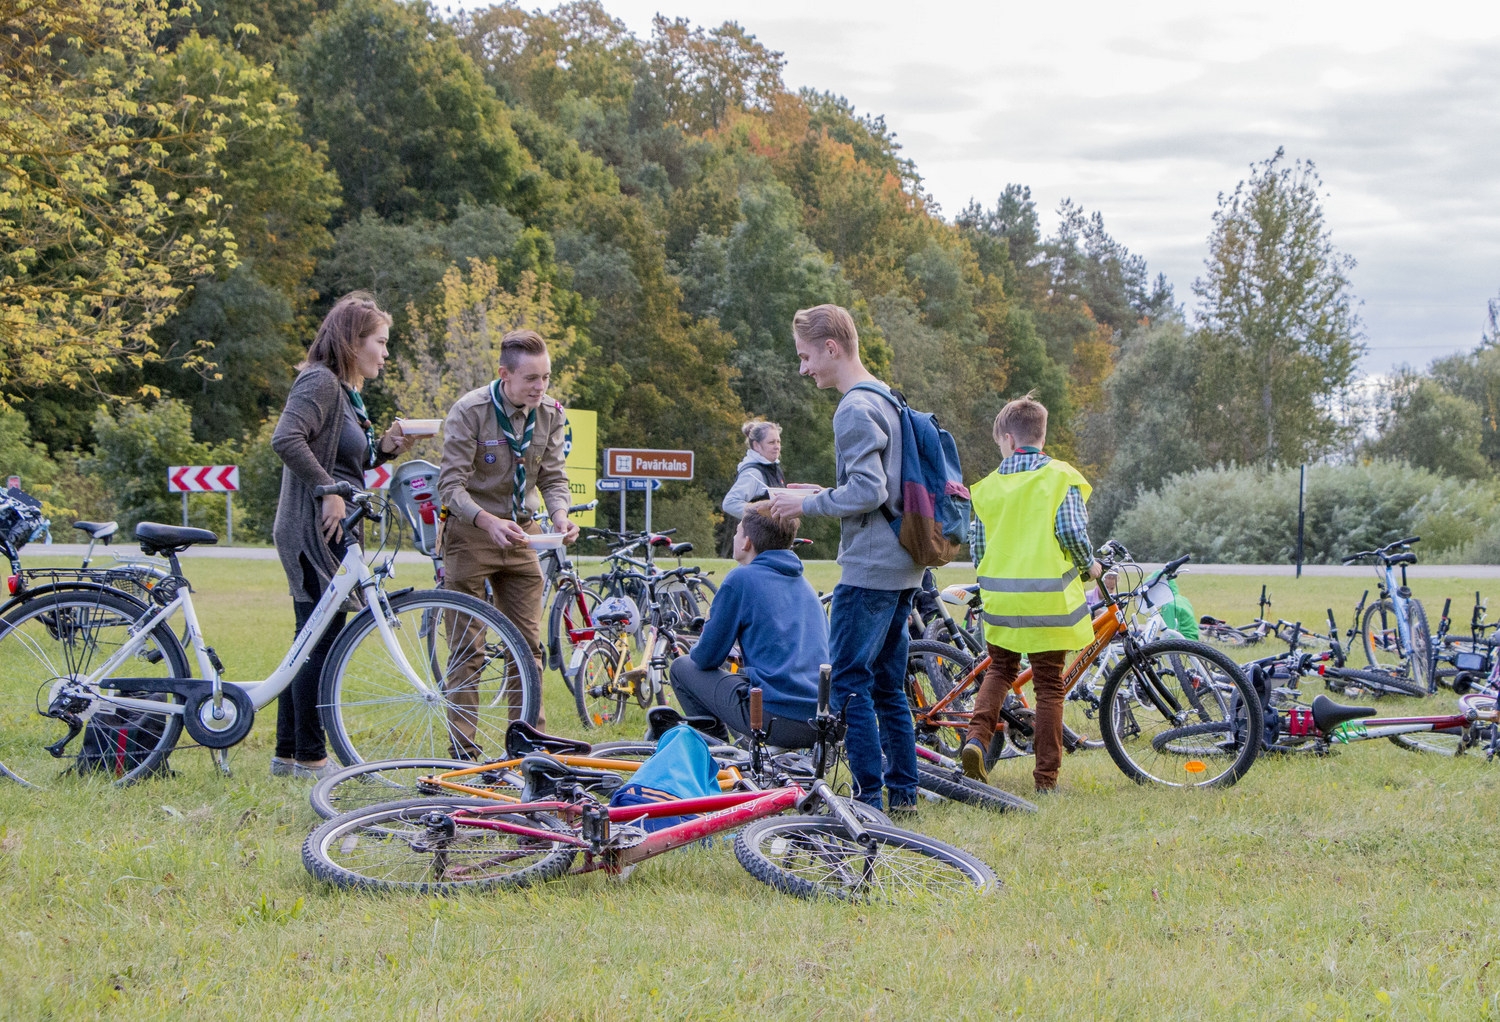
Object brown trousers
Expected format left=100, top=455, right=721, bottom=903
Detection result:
left=966, top=644, right=1070, bottom=791
left=442, top=519, right=546, bottom=755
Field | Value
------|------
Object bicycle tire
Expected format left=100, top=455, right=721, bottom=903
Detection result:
left=905, top=639, right=976, bottom=757
left=915, top=764, right=1037, bottom=813
left=1323, top=665, right=1427, bottom=699
left=1388, top=730, right=1478, bottom=757
left=1408, top=599, right=1434, bottom=694
left=733, top=815, right=997, bottom=900
left=921, top=617, right=984, bottom=657
left=309, top=757, right=520, bottom=819
left=302, top=797, right=576, bottom=893
left=1361, top=598, right=1433, bottom=692
left=574, top=636, right=629, bottom=728
left=546, top=579, right=600, bottom=696
left=318, top=589, right=542, bottom=767
left=1199, top=623, right=1250, bottom=648
left=1099, top=639, right=1261, bottom=788
left=0, top=588, right=189, bottom=787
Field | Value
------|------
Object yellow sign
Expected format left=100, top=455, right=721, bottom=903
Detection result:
left=563, top=408, right=597, bottom=525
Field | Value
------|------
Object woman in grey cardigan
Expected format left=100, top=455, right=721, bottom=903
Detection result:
left=270, top=292, right=411, bottom=778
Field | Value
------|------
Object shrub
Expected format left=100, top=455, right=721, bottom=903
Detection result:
left=1113, top=460, right=1500, bottom=564
left=86, top=400, right=238, bottom=534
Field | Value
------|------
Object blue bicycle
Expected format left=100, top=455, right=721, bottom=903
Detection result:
left=1342, top=536, right=1434, bottom=697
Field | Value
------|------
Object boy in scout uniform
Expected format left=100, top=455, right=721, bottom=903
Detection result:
left=438, top=329, right=579, bottom=754
left=960, top=393, right=1101, bottom=794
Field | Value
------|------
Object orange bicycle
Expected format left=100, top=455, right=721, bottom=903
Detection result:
left=906, top=548, right=1264, bottom=788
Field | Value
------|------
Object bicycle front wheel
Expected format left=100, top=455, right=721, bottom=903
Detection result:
left=302, top=797, right=576, bottom=893
left=546, top=580, right=600, bottom=696
left=905, top=639, right=975, bottom=757
left=1099, top=639, right=1261, bottom=788
left=733, top=815, right=997, bottom=900
left=1362, top=598, right=1433, bottom=692
left=319, top=590, right=541, bottom=766
left=0, top=589, right=189, bottom=787
left=915, top=764, right=1036, bottom=813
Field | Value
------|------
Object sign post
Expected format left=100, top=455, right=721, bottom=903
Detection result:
left=168, top=465, right=240, bottom=545
left=602, top=449, right=693, bottom=554
left=1295, top=463, right=1307, bottom=579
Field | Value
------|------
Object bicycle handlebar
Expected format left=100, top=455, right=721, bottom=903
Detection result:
left=817, top=663, right=832, bottom=717
left=312, top=482, right=354, bottom=500
left=1342, top=535, right=1421, bottom=564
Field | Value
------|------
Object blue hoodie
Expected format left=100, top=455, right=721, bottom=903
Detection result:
left=689, top=549, right=826, bottom=722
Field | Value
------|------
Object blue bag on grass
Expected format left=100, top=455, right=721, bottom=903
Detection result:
left=608, top=724, right=720, bottom=832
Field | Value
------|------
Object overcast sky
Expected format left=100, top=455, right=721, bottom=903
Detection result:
left=493, top=0, right=1500, bottom=373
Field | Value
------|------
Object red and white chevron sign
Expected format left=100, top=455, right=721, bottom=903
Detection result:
left=363, top=465, right=392, bottom=489
left=168, top=465, right=239, bottom=493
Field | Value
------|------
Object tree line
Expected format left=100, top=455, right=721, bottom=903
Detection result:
left=3, top=0, right=1479, bottom=558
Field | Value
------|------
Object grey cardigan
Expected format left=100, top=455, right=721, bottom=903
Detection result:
left=271, top=364, right=387, bottom=603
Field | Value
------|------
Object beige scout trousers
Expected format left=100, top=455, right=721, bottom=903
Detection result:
left=441, top=519, right=546, bottom=755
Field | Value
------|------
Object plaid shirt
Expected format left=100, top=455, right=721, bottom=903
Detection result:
left=968, top=451, right=1094, bottom=571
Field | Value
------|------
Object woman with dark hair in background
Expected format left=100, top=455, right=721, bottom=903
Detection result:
left=269, top=291, right=413, bottom=779
left=720, top=420, right=785, bottom=554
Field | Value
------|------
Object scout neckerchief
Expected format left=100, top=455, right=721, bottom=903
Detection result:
left=342, top=384, right=377, bottom=467
left=490, top=380, right=536, bottom=520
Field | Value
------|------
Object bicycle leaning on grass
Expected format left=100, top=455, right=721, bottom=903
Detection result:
left=1342, top=536, right=1434, bottom=695
left=0, top=484, right=541, bottom=787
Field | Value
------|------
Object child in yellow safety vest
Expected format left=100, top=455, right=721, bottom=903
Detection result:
left=962, top=393, right=1102, bottom=793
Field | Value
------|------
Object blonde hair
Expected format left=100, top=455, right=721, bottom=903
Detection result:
left=792, top=304, right=859, bottom=356
left=742, top=420, right=781, bottom=447
left=302, top=291, right=391, bottom=383
left=995, top=392, right=1048, bottom=447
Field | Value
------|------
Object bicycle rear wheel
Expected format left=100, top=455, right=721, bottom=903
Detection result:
left=1361, top=598, right=1434, bottom=693
left=905, top=639, right=975, bottom=757
left=309, top=757, right=521, bottom=819
left=1323, top=666, right=1427, bottom=699
left=915, top=764, right=1036, bottom=813
left=574, top=637, right=628, bottom=728
left=319, top=590, right=541, bottom=767
left=302, top=797, right=576, bottom=893
left=1099, top=639, right=1261, bottom=788
left=733, top=815, right=996, bottom=900
left=0, top=589, right=188, bottom=787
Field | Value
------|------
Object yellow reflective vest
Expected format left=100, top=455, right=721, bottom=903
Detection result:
left=972, top=459, right=1094, bottom=653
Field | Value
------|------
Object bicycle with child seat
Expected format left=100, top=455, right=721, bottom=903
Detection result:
left=905, top=543, right=1263, bottom=788
left=0, top=483, right=541, bottom=787
left=301, top=669, right=998, bottom=899
left=1343, top=536, right=1434, bottom=694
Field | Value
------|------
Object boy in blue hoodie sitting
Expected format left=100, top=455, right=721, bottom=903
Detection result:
left=668, top=501, right=826, bottom=747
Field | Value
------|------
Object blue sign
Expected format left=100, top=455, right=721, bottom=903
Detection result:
left=597, top=477, right=662, bottom=492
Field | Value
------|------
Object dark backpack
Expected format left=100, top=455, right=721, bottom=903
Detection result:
left=848, top=384, right=972, bottom=567
left=75, top=696, right=172, bottom=778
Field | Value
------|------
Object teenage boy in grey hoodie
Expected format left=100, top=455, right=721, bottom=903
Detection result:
left=768, top=304, right=922, bottom=812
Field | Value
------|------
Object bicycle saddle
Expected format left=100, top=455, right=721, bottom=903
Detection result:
left=504, top=720, right=591, bottom=759
left=73, top=521, right=117, bottom=540
left=644, top=705, right=732, bottom=744
left=135, top=522, right=218, bottom=554
left=596, top=607, right=634, bottom=626
left=1311, top=694, right=1377, bottom=733
left=669, top=542, right=693, bottom=556
left=518, top=753, right=623, bottom=802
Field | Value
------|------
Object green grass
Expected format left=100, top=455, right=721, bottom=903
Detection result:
left=3, top=557, right=1500, bottom=1019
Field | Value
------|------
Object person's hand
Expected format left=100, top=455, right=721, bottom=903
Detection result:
left=478, top=512, right=529, bottom=548
left=320, top=494, right=346, bottom=542
left=768, top=489, right=811, bottom=519
left=379, top=422, right=416, bottom=456
left=552, top=511, right=581, bottom=544
left=1087, top=560, right=1104, bottom=581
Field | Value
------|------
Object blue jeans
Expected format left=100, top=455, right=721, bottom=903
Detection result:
left=828, top=583, right=918, bottom=808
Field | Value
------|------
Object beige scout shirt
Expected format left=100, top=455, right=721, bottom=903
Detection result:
left=438, top=384, right=571, bottom=526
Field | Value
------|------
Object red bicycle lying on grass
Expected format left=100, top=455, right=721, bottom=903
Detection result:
left=303, top=669, right=998, bottom=900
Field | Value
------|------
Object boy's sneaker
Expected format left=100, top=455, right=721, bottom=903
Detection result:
left=886, top=798, right=919, bottom=819
left=270, top=757, right=295, bottom=778
left=960, top=739, right=988, bottom=781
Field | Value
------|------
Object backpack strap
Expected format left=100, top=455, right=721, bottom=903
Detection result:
left=845, top=382, right=904, bottom=523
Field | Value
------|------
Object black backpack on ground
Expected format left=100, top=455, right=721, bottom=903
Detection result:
left=75, top=695, right=173, bottom=778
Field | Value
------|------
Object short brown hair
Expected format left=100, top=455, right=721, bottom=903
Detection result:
left=792, top=304, right=859, bottom=356
left=739, top=500, right=798, bottom=552
left=995, top=392, right=1048, bottom=447
left=499, top=329, right=548, bottom=370
left=303, top=291, right=391, bottom=383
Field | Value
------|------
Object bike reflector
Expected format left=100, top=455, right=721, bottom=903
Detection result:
left=1183, top=760, right=1207, bottom=773
left=6, top=574, right=16, bottom=595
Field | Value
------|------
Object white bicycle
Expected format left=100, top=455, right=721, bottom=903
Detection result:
left=0, top=485, right=540, bottom=787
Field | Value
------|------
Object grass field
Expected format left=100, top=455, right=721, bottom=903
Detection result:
left=3, top=556, right=1500, bottom=1019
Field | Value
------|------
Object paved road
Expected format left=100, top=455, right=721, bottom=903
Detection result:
left=25, top=544, right=1500, bottom=577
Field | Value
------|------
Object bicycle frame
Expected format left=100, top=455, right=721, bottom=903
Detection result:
left=436, top=784, right=808, bottom=876
left=1378, top=560, right=1417, bottom=659
left=1284, top=705, right=1478, bottom=746
left=417, top=755, right=745, bottom=801
left=76, top=542, right=433, bottom=719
